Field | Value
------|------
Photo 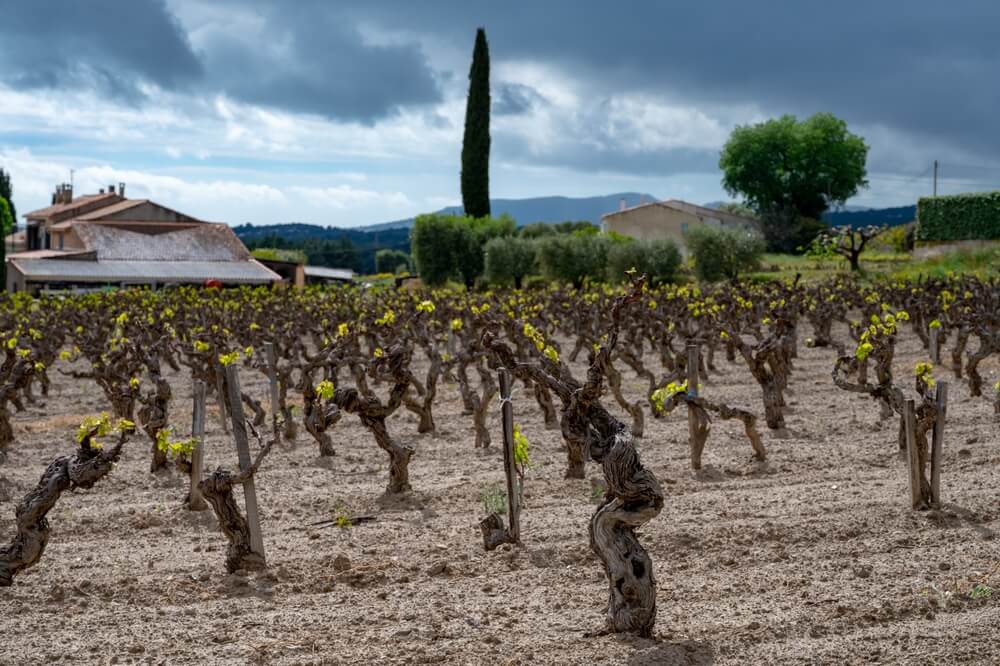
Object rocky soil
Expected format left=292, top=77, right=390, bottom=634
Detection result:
left=0, top=323, right=998, bottom=665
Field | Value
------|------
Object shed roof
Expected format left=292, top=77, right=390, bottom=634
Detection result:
left=303, top=266, right=355, bottom=281
left=11, top=259, right=279, bottom=284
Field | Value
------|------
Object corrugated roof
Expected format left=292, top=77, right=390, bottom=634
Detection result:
left=11, top=259, right=280, bottom=284
left=73, top=222, right=251, bottom=261
left=7, top=249, right=94, bottom=260
left=303, top=266, right=355, bottom=281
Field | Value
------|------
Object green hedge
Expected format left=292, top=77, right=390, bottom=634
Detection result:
left=917, top=191, right=1000, bottom=241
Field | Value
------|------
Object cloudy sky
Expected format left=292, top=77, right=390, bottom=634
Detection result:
left=1, top=0, right=998, bottom=227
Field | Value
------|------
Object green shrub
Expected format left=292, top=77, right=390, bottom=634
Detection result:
left=537, top=234, right=610, bottom=288
left=918, top=191, right=1000, bottom=240
left=411, top=213, right=516, bottom=287
left=606, top=239, right=682, bottom=284
left=483, top=236, right=537, bottom=288
left=374, top=249, right=411, bottom=274
left=686, top=225, right=766, bottom=282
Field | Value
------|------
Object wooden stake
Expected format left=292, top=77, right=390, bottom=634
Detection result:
left=930, top=381, right=948, bottom=506
left=264, top=342, right=281, bottom=443
left=224, top=363, right=266, bottom=561
left=687, top=343, right=701, bottom=468
left=498, top=369, right=520, bottom=543
left=215, top=366, right=229, bottom=434
left=903, top=399, right=922, bottom=510
left=188, top=380, right=208, bottom=511
left=930, top=327, right=940, bottom=364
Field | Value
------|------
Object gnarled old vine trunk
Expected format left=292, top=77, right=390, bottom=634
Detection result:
left=485, top=277, right=664, bottom=636
left=199, top=438, right=272, bottom=573
left=0, top=426, right=133, bottom=586
left=589, top=424, right=663, bottom=636
left=329, top=345, right=416, bottom=495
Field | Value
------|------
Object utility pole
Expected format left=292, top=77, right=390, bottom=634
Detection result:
left=933, top=160, right=938, bottom=197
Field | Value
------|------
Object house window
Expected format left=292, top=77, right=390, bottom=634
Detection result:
left=681, top=223, right=689, bottom=235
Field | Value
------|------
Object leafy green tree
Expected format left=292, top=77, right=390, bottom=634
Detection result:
left=717, top=202, right=757, bottom=219
left=461, top=28, right=491, bottom=218
left=0, top=169, right=14, bottom=225
left=719, top=113, right=868, bottom=252
left=0, top=197, right=12, bottom=288
left=686, top=225, right=766, bottom=282
left=483, top=236, right=537, bottom=288
left=606, top=239, right=682, bottom=285
left=375, top=249, right=410, bottom=274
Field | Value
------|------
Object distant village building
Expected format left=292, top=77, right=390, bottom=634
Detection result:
left=6, top=183, right=281, bottom=294
left=600, top=199, right=760, bottom=252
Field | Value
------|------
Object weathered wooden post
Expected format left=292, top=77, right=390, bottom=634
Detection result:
left=479, top=369, right=521, bottom=550
left=188, top=380, right=208, bottom=511
left=215, top=365, right=229, bottom=434
left=264, top=342, right=282, bottom=443
left=498, top=369, right=521, bottom=543
left=930, top=381, right=948, bottom=506
left=903, top=399, right=923, bottom=510
left=687, top=343, right=702, bottom=468
left=224, top=363, right=266, bottom=562
left=930, top=327, right=941, bottom=364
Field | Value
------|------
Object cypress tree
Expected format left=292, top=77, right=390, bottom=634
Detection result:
left=461, top=27, right=491, bottom=218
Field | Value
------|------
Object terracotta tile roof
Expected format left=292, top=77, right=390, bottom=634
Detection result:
left=74, top=199, right=148, bottom=220
left=24, top=193, right=122, bottom=220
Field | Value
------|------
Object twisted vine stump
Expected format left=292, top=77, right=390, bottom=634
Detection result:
left=656, top=392, right=766, bottom=470
left=479, top=370, right=521, bottom=551
left=833, top=357, right=944, bottom=509
left=137, top=348, right=171, bottom=473
left=486, top=277, right=664, bottom=636
left=0, top=359, right=34, bottom=464
left=303, top=383, right=340, bottom=457
left=199, top=436, right=273, bottom=573
left=0, top=424, right=134, bottom=586
left=329, top=345, right=415, bottom=495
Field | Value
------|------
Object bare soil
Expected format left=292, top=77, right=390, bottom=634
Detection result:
left=1, top=324, right=998, bottom=665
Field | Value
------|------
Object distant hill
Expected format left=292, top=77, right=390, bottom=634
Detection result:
left=365, top=192, right=659, bottom=231
left=823, top=205, right=916, bottom=228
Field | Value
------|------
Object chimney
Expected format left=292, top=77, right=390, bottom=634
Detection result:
left=108, top=184, right=115, bottom=196
left=118, top=182, right=126, bottom=196
left=619, top=198, right=626, bottom=211
left=99, top=188, right=105, bottom=194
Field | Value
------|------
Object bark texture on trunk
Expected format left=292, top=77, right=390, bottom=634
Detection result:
left=0, top=427, right=132, bottom=586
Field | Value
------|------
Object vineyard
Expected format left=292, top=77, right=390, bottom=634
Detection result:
left=0, top=276, right=998, bottom=664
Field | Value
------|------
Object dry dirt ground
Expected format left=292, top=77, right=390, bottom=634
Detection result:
left=0, top=323, right=998, bottom=665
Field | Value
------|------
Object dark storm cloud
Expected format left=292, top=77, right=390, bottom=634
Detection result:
left=494, top=83, right=547, bottom=115
left=0, top=0, right=441, bottom=122
left=1, top=1, right=996, bottom=169
left=0, top=0, right=201, bottom=100
left=191, top=4, right=442, bottom=123
left=347, top=1, right=1000, bottom=160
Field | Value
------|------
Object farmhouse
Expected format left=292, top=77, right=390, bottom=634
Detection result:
left=600, top=199, right=760, bottom=251
left=6, top=183, right=281, bottom=294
